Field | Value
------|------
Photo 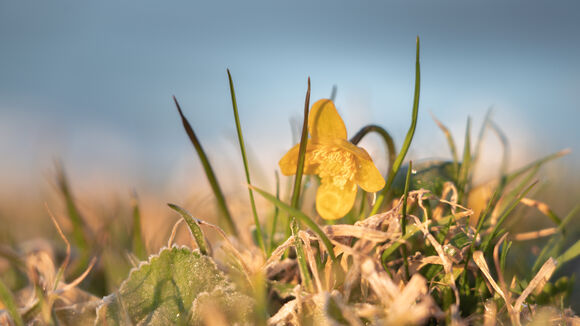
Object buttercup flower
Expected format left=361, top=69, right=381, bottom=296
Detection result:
left=279, top=99, right=385, bottom=220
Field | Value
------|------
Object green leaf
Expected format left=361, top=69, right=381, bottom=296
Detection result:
left=95, top=247, right=252, bottom=325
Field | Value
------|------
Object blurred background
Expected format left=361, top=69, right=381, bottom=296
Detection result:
left=1, top=0, right=579, bottom=302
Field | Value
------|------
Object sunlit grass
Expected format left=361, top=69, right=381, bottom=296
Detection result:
left=1, top=37, right=579, bottom=325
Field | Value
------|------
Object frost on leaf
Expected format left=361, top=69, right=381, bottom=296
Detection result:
left=95, top=247, right=253, bottom=325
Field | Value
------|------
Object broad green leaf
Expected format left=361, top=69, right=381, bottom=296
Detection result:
left=95, top=247, right=252, bottom=325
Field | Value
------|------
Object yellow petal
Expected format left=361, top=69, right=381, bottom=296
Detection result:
left=308, top=99, right=347, bottom=140
left=315, top=181, right=357, bottom=220
left=354, top=155, right=385, bottom=193
left=327, top=139, right=385, bottom=192
left=278, top=142, right=319, bottom=176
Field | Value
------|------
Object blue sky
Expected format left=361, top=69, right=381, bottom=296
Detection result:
left=1, top=0, right=579, bottom=193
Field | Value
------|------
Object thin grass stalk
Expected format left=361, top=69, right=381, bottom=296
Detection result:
left=481, top=181, right=537, bottom=252
left=227, top=69, right=266, bottom=253
left=288, top=78, right=314, bottom=291
left=471, top=108, right=493, bottom=174
left=55, top=163, right=88, bottom=253
left=489, top=121, right=510, bottom=178
left=330, top=85, right=337, bottom=102
left=371, top=36, right=420, bottom=215
left=401, top=160, right=413, bottom=280
left=457, top=118, right=472, bottom=204
left=173, top=96, right=238, bottom=236
left=269, top=171, right=281, bottom=255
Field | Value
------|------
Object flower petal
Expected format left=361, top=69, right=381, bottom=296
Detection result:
left=328, top=139, right=385, bottom=192
left=354, top=156, right=385, bottom=193
left=278, top=142, right=319, bottom=176
left=308, top=99, right=347, bottom=140
left=315, top=181, right=357, bottom=220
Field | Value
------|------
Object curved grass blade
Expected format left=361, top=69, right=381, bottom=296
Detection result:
left=371, top=36, right=420, bottom=215
left=173, top=96, right=238, bottom=236
left=0, top=277, right=24, bottom=326
left=168, top=203, right=209, bottom=256
left=350, top=124, right=397, bottom=178
left=250, top=185, right=336, bottom=261
left=227, top=69, right=265, bottom=253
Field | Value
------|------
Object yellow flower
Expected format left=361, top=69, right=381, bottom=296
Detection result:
left=279, top=99, right=385, bottom=220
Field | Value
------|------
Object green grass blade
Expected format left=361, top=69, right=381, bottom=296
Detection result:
left=330, top=85, right=337, bottom=102
left=173, top=96, right=238, bottom=236
left=556, top=239, right=580, bottom=268
left=532, top=204, right=580, bottom=272
left=481, top=180, right=537, bottom=252
left=227, top=69, right=265, bottom=253
left=401, top=160, right=413, bottom=280
left=269, top=171, right=281, bottom=255
left=250, top=185, right=336, bottom=261
left=0, top=277, right=24, bottom=326
left=55, top=163, right=89, bottom=253
left=457, top=118, right=472, bottom=204
left=285, top=79, right=316, bottom=290
left=130, top=192, right=147, bottom=260
left=168, top=203, right=209, bottom=256
left=290, top=78, right=311, bottom=210
left=381, top=225, right=420, bottom=265
left=350, top=124, right=397, bottom=178
left=471, top=108, right=492, bottom=174
left=489, top=121, right=510, bottom=178
left=371, top=36, right=420, bottom=215
left=430, top=112, right=459, bottom=179
left=505, top=149, right=570, bottom=184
